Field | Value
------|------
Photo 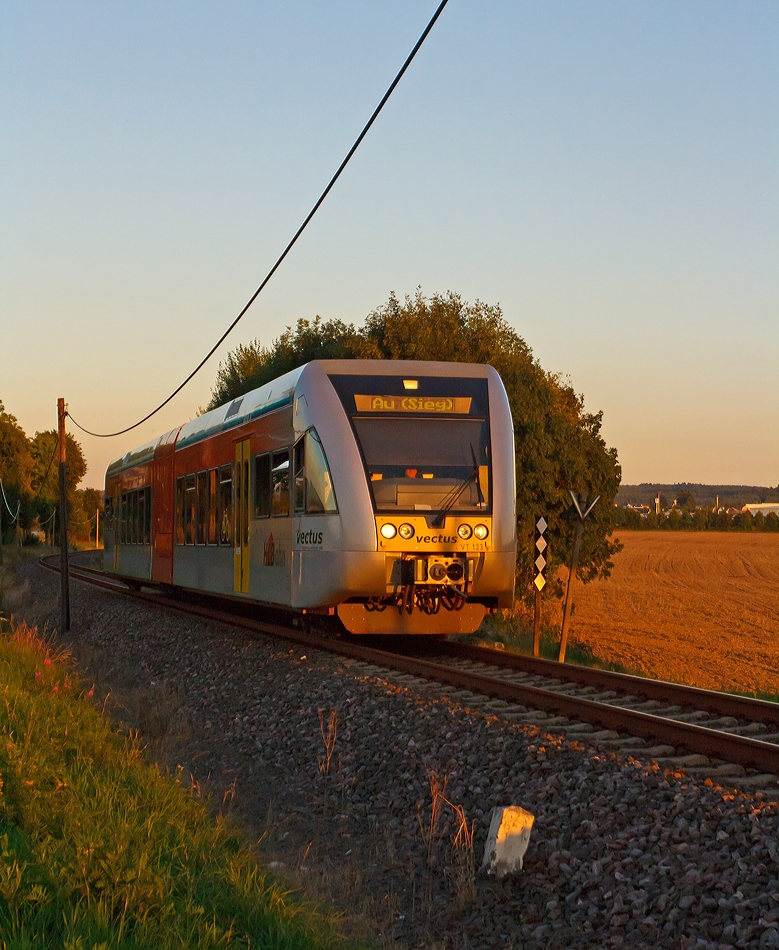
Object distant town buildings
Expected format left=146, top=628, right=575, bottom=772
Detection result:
left=743, top=503, right=779, bottom=517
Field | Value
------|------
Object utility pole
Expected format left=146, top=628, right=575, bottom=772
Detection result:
left=558, top=490, right=600, bottom=663
left=58, top=398, right=70, bottom=633
left=95, top=507, right=99, bottom=549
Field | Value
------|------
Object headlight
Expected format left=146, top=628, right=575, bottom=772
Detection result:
left=398, top=523, right=415, bottom=540
left=380, top=523, right=397, bottom=539
left=457, top=524, right=473, bottom=540
left=474, top=524, right=489, bottom=540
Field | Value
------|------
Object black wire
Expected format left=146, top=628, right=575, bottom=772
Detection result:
left=68, top=0, right=451, bottom=440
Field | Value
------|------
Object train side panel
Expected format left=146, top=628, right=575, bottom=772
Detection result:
left=151, top=426, right=180, bottom=584
left=286, top=362, right=382, bottom=608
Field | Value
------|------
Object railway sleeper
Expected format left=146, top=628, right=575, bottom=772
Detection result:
left=602, top=698, right=664, bottom=711
left=698, top=716, right=740, bottom=728
left=593, top=736, right=648, bottom=749
left=534, top=681, right=584, bottom=693
left=686, top=763, right=746, bottom=777
left=662, top=709, right=717, bottom=723
left=719, top=721, right=765, bottom=735
left=582, top=730, right=620, bottom=742
left=653, top=753, right=711, bottom=768
left=505, top=714, right=572, bottom=727
left=727, top=774, right=779, bottom=789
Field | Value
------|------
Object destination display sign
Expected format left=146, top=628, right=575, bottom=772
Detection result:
left=353, top=395, right=472, bottom=414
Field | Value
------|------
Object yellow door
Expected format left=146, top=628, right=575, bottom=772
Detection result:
left=233, top=440, right=251, bottom=593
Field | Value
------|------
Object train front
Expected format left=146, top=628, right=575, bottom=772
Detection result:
left=322, top=363, right=516, bottom=634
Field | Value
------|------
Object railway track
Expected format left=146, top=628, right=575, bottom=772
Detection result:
left=43, top=553, right=779, bottom=789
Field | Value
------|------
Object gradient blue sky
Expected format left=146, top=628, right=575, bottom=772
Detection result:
left=2, top=1, right=777, bottom=490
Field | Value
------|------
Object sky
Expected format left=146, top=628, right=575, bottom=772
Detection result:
left=1, top=1, right=777, bottom=490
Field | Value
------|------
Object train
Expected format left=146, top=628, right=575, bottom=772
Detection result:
left=103, top=359, right=516, bottom=634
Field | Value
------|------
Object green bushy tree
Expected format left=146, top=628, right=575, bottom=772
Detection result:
left=0, top=400, right=33, bottom=541
left=209, top=290, right=622, bottom=599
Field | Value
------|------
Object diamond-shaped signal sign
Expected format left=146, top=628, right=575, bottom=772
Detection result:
left=533, top=515, right=548, bottom=591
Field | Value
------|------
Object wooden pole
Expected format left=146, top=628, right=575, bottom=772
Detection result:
left=0, top=495, right=3, bottom=565
left=58, top=398, right=70, bottom=633
left=533, top=586, right=541, bottom=656
left=558, top=517, right=584, bottom=663
left=95, top=507, right=99, bottom=549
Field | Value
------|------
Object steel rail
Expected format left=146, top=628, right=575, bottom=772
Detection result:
left=41, top=554, right=779, bottom=776
left=437, top=641, right=779, bottom=727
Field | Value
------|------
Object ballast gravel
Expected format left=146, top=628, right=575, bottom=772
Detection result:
left=19, top=558, right=779, bottom=950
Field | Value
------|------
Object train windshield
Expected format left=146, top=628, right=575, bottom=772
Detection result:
left=353, top=416, right=490, bottom=512
left=328, top=374, right=491, bottom=513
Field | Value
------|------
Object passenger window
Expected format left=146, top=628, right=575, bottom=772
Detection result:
left=305, top=429, right=338, bottom=514
left=175, top=478, right=185, bottom=545
left=135, top=489, right=143, bottom=545
left=196, top=471, right=208, bottom=545
left=219, top=464, right=232, bottom=543
left=271, top=450, right=289, bottom=517
left=254, top=454, right=271, bottom=518
left=208, top=470, right=218, bottom=544
left=293, top=440, right=305, bottom=512
left=184, top=474, right=196, bottom=545
left=144, top=486, right=152, bottom=544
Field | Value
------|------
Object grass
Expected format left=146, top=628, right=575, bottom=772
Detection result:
left=471, top=609, right=634, bottom=675
left=0, top=617, right=359, bottom=950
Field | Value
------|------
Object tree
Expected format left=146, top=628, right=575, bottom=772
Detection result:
left=208, top=318, right=364, bottom=408
left=677, top=489, right=695, bottom=510
left=0, top=400, right=33, bottom=541
left=0, top=401, right=32, bottom=494
left=207, top=290, right=623, bottom=601
left=359, top=291, right=622, bottom=597
left=29, top=431, right=88, bottom=533
left=70, top=487, right=103, bottom=543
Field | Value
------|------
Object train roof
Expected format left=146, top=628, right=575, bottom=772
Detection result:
left=105, top=359, right=497, bottom=477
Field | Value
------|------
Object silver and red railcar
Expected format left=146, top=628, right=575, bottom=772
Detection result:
left=103, top=360, right=516, bottom=634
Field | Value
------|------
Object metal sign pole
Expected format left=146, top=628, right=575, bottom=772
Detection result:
left=558, top=491, right=599, bottom=663
left=532, top=515, right=548, bottom=656
left=58, top=398, right=70, bottom=633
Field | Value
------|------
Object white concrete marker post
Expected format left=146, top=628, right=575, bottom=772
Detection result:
left=481, top=806, right=535, bottom=878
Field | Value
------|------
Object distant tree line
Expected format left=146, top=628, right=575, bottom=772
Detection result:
left=614, top=506, right=779, bottom=532
left=208, top=289, right=623, bottom=603
left=0, top=400, right=99, bottom=545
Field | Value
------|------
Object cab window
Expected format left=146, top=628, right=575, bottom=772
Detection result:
left=271, top=450, right=289, bottom=516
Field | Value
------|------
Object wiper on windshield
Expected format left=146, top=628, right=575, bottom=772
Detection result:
left=430, top=445, right=483, bottom=528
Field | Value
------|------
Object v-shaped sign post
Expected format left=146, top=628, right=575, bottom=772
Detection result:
left=558, top=490, right=600, bottom=663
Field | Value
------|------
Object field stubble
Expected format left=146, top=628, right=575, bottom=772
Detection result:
left=563, top=531, right=779, bottom=696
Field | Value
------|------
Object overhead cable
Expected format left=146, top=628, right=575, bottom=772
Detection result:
left=31, top=435, right=59, bottom=506
left=68, top=0, right=451, bottom=440
left=0, top=481, right=20, bottom=523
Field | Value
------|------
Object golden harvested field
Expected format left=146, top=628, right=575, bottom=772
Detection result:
left=564, top=532, right=779, bottom=696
